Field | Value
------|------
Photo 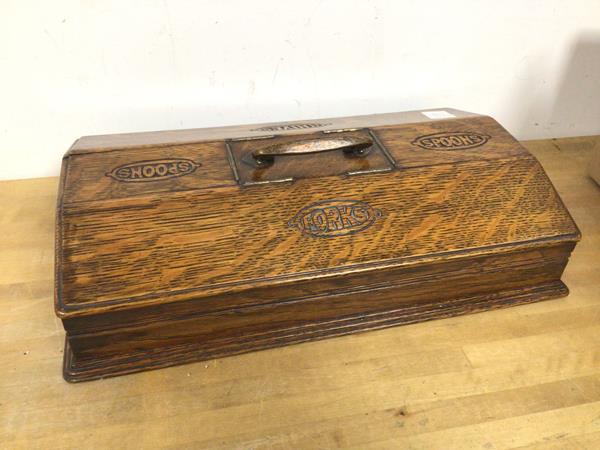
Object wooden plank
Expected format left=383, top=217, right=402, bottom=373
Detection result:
left=0, top=136, right=599, bottom=449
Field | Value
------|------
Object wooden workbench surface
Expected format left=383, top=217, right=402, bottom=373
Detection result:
left=1, top=136, right=599, bottom=449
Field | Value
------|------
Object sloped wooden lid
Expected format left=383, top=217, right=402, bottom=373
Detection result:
left=56, top=109, right=580, bottom=318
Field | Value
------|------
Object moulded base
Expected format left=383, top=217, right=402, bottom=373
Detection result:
left=63, top=280, right=568, bottom=382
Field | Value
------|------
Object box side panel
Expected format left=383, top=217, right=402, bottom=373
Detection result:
left=54, top=156, right=69, bottom=319
left=63, top=242, right=574, bottom=381
left=66, top=243, right=573, bottom=356
left=61, top=241, right=574, bottom=334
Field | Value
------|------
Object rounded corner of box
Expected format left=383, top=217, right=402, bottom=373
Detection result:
left=54, top=293, right=70, bottom=319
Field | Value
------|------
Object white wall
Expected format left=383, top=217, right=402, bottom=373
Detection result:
left=2, top=0, right=600, bottom=180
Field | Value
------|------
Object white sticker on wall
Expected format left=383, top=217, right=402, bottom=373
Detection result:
left=421, top=110, right=456, bottom=119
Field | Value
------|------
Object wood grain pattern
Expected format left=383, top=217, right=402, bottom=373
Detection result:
left=59, top=156, right=576, bottom=311
left=59, top=242, right=572, bottom=334
left=63, top=281, right=569, bottom=382
left=55, top=110, right=579, bottom=381
left=65, top=243, right=571, bottom=350
left=59, top=155, right=578, bottom=306
left=62, top=141, right=236, bottom=203
left=376, top=115, right=527, bottom=167
left=0, top=133, right=598, bottom=447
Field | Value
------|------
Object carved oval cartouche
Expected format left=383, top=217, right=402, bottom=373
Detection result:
left=412, top=131, right=490, bottom=150
left=288, top=199, right=382, bottom=238
left=107, top=159, right=200, bottom=182
left=251, top=122, right=331, bottom=132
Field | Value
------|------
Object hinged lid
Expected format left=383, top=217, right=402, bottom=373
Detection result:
left=55, top=109, right=580, bottom=319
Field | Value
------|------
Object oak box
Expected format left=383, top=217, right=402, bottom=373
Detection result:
left=55, top=109, right=580, bottom=382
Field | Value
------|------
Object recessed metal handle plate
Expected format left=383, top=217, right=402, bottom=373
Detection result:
left=246, top=136, right=373, bottom=167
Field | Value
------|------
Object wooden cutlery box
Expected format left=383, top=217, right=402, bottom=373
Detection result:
left=55, top=109, right=579, bottom=381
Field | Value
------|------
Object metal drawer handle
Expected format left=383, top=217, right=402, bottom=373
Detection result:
left=248, top=136, right=373, bottom=167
